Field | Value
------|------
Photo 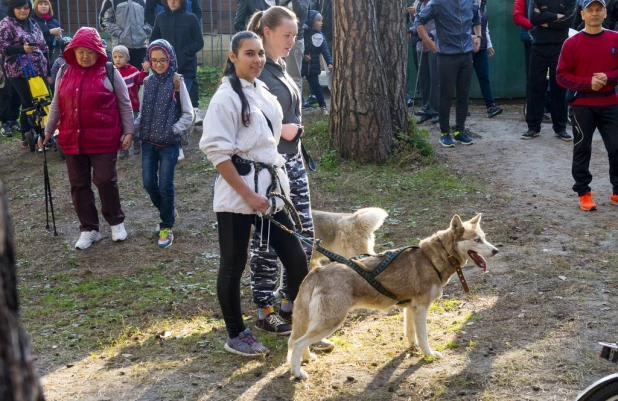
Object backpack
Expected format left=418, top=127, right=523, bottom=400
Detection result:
left=58, top=61, right=115, bottom=91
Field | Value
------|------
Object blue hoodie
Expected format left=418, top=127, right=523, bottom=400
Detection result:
left=416, top=0, right=481, bottom=55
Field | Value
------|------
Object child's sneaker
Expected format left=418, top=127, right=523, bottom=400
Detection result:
left=320, top=105, right=329, bottom=116
left=133, top=141, right=141, bottom=155
left=255, top=313, right=292, bottom=335
left=610, top=192, right=618, bottom=205
left=193, top=107, right=203, bottom=126
left=118, top=149, right=129, bottom=159
left=224, top=328, right=269, bottom=357
left=440, top=133, right=455, bottom=147
left=8, top=120, right=20, bottom=132
left=177, top=148, right=185, bottom=161
left=158, top=228, right=174, bottom=248
left=453, top=131, right=473, bottom=145
left=75, top=230, right=102, bottom=250
left=155, top=209, right=178, bottom=232
left=579, top=192, right=597, bottom=211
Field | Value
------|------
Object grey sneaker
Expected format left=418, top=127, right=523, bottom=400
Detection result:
left=118, top=149, right=129, bottom=159
left=224, top=328, right=269, bottom=357
left=310, top=338, right=334, bottom=353
left=256, top=313, right=292, bottom=335
left=133, top=140, right=141, bottom=155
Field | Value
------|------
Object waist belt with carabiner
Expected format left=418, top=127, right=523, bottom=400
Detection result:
left=231, top=155, right=283, bottom=214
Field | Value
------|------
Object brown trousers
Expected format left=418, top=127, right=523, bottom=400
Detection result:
left=64, top=152, right=125, bottom=232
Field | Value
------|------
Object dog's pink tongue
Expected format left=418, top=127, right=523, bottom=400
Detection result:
left=468, top=250, right=487, bottom=272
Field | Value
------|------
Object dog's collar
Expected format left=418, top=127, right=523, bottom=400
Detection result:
left=436, top=238, right=469, bottom=293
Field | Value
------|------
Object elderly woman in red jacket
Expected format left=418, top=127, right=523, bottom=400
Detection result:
left=41, top=27, right=134, bottom=250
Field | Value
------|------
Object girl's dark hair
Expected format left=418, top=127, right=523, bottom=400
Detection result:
left=223, top=31, right=261, bottom=127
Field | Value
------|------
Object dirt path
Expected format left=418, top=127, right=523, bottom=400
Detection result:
left=2, top=104, right=617, bottom=400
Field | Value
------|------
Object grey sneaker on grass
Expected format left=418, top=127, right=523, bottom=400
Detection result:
left=310, top=338, right=334, bottom=353
left=224, top=328, right=269, bottom=357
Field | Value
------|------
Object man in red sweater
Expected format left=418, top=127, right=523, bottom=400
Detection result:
left=557, top=0, right=618, bottom=211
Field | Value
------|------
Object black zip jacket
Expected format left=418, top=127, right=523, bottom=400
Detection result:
left=528, top=0, right=577, bottom=44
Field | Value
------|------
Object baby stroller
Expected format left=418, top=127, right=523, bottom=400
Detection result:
left=19, top=54, right=59, bottom=154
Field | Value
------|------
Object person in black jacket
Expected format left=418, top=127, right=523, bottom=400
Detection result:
left=150, top=0, right=203, bottom=107
left=234, top=0, right=274, bottom=33
left=145, top=0, right=202, bottom=27
left=523, top=0, right=576, bottom=140
left=31, top=0, right=61, bottom=69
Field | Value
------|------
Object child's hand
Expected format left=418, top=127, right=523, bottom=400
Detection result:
left=142, top=60, right=151, bottom=71
left=121, top=133, right=133, bottom=150
left=328, top=64, right=333, bottom=70
left=303, top=55, right=311, bottom=62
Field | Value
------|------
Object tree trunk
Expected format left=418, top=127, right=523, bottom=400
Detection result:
left=330, top=0, right=394, bottom=164
left=0, top=180, right=45, bottom=401
left=377, top=0, right=409, bottom=134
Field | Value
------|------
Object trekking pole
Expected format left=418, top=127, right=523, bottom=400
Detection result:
left=42, top=140, right=58, bottom=236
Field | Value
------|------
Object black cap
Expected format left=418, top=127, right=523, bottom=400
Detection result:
left=583, top=0, right=606, bottom=8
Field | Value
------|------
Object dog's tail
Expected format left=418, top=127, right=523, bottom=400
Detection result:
left=352, top=207, right=388, bottom=234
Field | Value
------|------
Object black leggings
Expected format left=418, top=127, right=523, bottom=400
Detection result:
left=216, top=211, right=308, bottom=338
left=8, top=77, right=34, bottom=135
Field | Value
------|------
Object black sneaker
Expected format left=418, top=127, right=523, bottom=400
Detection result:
left=279, top=309, right=293, bottom=325
left=555, top=130, right=572, bottom=142
left=8, top=120, right=20, bottom=132
left=431, top=115, right=439, bottom=124
left=521, top=129, right=540, bottom=140
left=0, top=123, right=12, bottom=137
left=255, top=313, right=292, bottom=335
left=416, top=114, right=432, bottom=124
left=487, top=105, right=503, bottom=118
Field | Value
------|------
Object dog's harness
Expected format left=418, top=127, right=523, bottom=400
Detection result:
left=436, top=238, right=469, bottom=293
left=260, top=194, right=414, bottom=305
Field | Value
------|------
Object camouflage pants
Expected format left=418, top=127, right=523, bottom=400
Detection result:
left=250, top=152, right=314, bottom=308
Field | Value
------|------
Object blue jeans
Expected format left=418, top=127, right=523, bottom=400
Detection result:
left=472, top=49, right=495, bottom=109
left=305, top=75, right=326, bottom=107
left=142, top=142, right=179, bottom=230
left=184, top=78, right=193, bottom=92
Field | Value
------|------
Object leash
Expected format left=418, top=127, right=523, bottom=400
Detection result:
left=259, top=193, right=413, bottom=305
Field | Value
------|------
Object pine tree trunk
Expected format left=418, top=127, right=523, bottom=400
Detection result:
left=330, top=0, right=394, bottom=164
left=377, top=0, right=409, bottom=134
left=0, top=180, right=45, bottom=401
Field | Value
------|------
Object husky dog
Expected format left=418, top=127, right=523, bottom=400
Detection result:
left=310, top=207, right=388, bottom=268
left=287, top=214, right=498, bottom=380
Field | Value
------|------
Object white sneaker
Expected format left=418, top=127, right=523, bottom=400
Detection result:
left=75, top=230, right=102, bottom=250
left=178, top=148, right=185, bottom=161
left=193, top=108, right=203, bottom=126
left=111, top=222, right=127, bottom=242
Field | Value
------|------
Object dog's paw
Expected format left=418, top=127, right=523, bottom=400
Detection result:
left=292, top=369, right=309, bottom=380
left=429, top=350, right=442, bottom=359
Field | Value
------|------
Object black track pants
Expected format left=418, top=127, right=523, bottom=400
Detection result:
left=571, top=104, right=618, bottom=196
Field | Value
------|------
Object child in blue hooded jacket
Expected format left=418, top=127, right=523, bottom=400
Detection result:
left=301, top=10, right=333, bottom=115
left=135, top=39, right=194, bottom=248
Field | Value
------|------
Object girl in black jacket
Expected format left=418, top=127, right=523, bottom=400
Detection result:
left=31, top=0, right=61, bottom=70
left=301, top=10, right=333, bottom=114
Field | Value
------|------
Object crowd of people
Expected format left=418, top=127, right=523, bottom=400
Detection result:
left=1, top=0, right=618, bottom=357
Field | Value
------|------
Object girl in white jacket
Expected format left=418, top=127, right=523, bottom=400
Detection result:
left=200, top=31, right=308, bottom=357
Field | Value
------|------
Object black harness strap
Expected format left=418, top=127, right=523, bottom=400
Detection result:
left=231, top=155, right=284, bottom=216
left=260, top=195, right=414, bottom=305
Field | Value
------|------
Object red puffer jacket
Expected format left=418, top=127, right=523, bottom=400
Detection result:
left=513, top=0, right=533, bottom=30
left=55, top=27, right=122, bottom=154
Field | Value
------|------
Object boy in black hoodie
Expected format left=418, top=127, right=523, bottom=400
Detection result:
left=302, top=10, right=333, bottom=115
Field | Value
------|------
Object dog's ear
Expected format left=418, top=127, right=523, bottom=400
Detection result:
left=468, top=213, right=482, bottom=225
left=450, top=215, right=464, bottom=233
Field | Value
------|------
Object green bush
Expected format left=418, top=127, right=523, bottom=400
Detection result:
left=389, top=117, right=435, bottom=166
left=196, top=65, right=224, bottom=102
